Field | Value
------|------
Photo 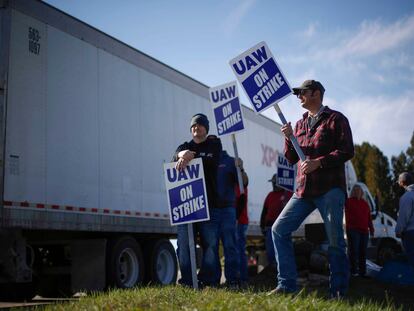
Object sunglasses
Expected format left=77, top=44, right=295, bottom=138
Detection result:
left=296, top=89, right=312, bottom=97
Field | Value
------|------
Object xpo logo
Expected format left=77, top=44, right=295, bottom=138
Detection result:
left=261, top=144, right=279, bottom=167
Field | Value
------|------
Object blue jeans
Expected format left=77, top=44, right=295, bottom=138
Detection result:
left=216, top=207, right=239, bottom=284
left=177, top=223, right=197, bottom=286
left=346, top=229, right=369, bottom=276
left=237, top=224, right=249, bottom=282
left=402, top=230, right=414, bottom=268
left=265, top=227, right=276, bottom=264
left=272, top=188, right=348, bottom=296
left=198, top=212, right=220, bottom=286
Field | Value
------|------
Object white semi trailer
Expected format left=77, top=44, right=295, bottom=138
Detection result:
left=0, top=0, right=400, bottom=299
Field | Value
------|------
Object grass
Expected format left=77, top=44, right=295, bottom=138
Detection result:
left=10, top=264, right=414, bottom=310
left=14, top=284, right=408, bottom=311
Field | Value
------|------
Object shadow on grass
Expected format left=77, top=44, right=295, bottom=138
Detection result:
left=248, top=264, right=414, bottom=311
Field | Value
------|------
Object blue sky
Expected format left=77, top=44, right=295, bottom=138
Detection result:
left=44, top=0, right=414, bottom=161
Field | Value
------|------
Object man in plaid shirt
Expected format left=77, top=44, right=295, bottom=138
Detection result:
left=269, top=80, right=354, bottom=298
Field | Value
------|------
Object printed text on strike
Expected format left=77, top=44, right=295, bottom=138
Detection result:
left=252, top=71, right=285, bottom=109
left=172, top=195, right=205, bottom=221
left=218, top=111, right=242, bottom=134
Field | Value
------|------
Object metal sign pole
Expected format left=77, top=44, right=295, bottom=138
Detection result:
left=188, top=223, right=198, bottom=290
left=273, top=104, right=305, bottom=161
left=231, top=133, right=245, bottom=194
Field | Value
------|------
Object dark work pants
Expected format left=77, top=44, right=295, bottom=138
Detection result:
left=346, top=229, right=369, bottom=276
left=402, top=230, right=414, bottom=268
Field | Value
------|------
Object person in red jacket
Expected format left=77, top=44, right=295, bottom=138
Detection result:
left=345, top=184, right=374, bottom=277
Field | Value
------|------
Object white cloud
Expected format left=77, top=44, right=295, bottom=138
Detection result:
left=320, top=14, right=414, bottom=61
left=371, top=73, right=387, bottom=83
left=333, top=92, right=414, bottom=159
left=302, top=22, right=318, bottom=39
left=222, top=0, right=257, bottom=36
left=380, top=52, right=414, bottom=72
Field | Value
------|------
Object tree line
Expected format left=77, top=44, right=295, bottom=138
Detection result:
left=352, top=131, right=414, bottom=218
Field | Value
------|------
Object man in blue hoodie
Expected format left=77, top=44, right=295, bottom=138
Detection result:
left=215, top=150, right=248, bottom=287
left=396, top=172, right=414, bottom=267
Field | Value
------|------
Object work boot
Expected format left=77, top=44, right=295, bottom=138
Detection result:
left=266, top=287, right=296, bottom=296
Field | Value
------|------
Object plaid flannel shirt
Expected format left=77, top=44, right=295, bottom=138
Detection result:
left=284, top=106, right=354, bottom=198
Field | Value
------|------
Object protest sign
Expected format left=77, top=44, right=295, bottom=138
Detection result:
left=209, top=81, right=245, bottom=136
left=277, top=154, right=295, bottom=192
left=229, top=41, right=305, bottom=161
left=164, top=158, right=209, bottom=226
left=229, top=41, right=292, bottom=113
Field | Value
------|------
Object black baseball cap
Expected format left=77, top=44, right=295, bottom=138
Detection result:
left=292, top=80, right=325, bottom=96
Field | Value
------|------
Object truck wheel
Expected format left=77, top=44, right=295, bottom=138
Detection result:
left=377, top=241, right=398, bottom=266
left=107, top=236, right=145, bottom=289
left=145, top=239, right=177, bottom=285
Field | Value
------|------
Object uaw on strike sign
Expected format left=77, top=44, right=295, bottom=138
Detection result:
left=229, top=41, right=292, bottom=113
left=209, top=81, right=245, bottom=136
left=277, top=154, right=295, bottom=192
left=164, top=158, right=209, bottom=225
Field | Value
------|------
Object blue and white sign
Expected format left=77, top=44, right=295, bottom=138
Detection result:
left=164, top=158, right=210, bottom=226
left=229, top=41, right=292, bottom=113
left=277, top=154, right=295, bottom=192
left=209, top=81, right=245, bottom=136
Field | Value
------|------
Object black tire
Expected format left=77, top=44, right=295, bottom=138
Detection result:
left=106, top=236, right=145, bottom=289
left=145, top=239, right=177, bottom=285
